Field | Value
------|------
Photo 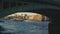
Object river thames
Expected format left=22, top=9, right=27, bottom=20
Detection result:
left=0, top=20, right=49, bottom=34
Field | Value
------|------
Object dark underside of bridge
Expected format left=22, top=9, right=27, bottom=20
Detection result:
left=0, top=0, right=60, bottom=34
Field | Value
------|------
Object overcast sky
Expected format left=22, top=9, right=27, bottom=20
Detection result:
left=8, top=12, right=39, bottom=16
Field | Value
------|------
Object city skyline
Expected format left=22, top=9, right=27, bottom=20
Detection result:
left=3, top=12, right=49, bottom=21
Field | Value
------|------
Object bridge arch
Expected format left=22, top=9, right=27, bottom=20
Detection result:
left=0, top=4, right=60, bottom=20
left=0, top=0, right=60, bottom=34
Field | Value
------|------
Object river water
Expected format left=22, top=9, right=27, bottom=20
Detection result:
left=0, top=20, right=49, bottom=34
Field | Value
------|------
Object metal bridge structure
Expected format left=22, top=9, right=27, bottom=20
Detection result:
left=0, top=0, right=60, bottom=34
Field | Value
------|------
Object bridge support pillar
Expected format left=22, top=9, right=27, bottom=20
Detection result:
left=48, top=23, right=60, bottom=34
left=48, top=17, right=60, bottom=34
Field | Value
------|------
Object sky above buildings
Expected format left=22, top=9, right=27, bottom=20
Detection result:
left=8, top=12, right=40, bottom=16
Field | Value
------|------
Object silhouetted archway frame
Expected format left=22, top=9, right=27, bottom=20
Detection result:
left=0, top=0, right=60, bottom=34
left=0, top=7, right=59, bottom=34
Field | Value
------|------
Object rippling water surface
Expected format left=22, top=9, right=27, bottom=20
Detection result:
left=0, top=20, right=49, bottom=34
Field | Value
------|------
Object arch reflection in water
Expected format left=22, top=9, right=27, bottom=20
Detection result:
left=0, top=12, right=50, bottom=34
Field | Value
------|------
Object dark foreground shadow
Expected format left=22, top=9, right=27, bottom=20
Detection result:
left=0, top=26, right=12, bottom=34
